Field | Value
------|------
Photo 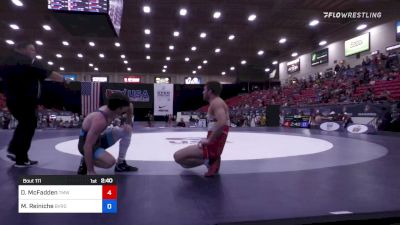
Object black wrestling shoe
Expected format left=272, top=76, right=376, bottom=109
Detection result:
left=77, top=158, right=87, bottom=175
left=14, top=160, right=38, bottom=168
left=115, top=160, right=138, bottom=172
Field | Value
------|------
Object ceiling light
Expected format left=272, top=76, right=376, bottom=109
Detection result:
left=221, top=71, right=226, bottom=75
left=230, top=66, right=235, bottom=71
left=143, top=5, right=151, bottom=13
left=248, top=14, right=257, bottom=21
left=35, top=40, right=43, bottom=45
left=197, top=65, right=202, bottom=69
left=215, top=48, right=221, bottom=53
left=11, top=0, right=23, bottom=7
left=124, top=60, right=128, bottom=64
left=48, top=61, right=53, bottom=65
left=114, top=42, right=121, bottom=47
left=146, top=55, right=151, bottom=60
left=169, top=45, right=174, bottom=50
left=166, top=56, right=171, bottom=61
left=9, top=24, right=19, bottom=30
left=56, top=54, right=62, bottom=58
left=265, top=68, right=271, bottom=72
left=192, top=70, right=196, bottom=74
left=185, top=57, right=190, bottom=62
left=200, top=32, right=207, bottom=38
left=60, top=67, right=65, bottom=71
left=163, top=65, right=168, bottom=69
left=257, top=50, right=264, bottom=56
left=144, top=29, right=151, bottom=35
left=241, top=60, right=247, bottom=65
left=228, top=34, right=235, bottom=40
left=356, top=24, right=367, bottom=30
left=5, top=40, right=15, bottom=45
left=162, top=69, right=166, bottom=73
left=42, top=24, right=52, bottom=31
left=291, top=52, right=298, bottom=57
left=127, top=67, right=132, bottom=71
left=213, top=11, right=221, bottom=19
left=145, top=43, right=150, bottom=48
left=319, top=40, right=327, bottom=46
left=203, top=60, right=208, bottom=64
left=35, top=55, right=42, bottom=60
left=279, top=38, right=287, bottom=44
left=173, top=31, right=180, bottom=37
left=89, top=63, right=94, bottom=67
left=309, top=19, right=319, bottom=26
left=179, top=8, right=187, bottom=16
left=94, top=67, right=99, bottom=71
left=272, top=60, right=278, bottom=65
left=77, top=53, right=83, bottom=58
left=99, top=53, right=105, bottom=58
left=120, top=54, right=126, bottom=59
left=191, top=46, right=197, bottom=51
left=89, top=42, right=95, bottom=47
left=62, top=41, right=69, bottom=46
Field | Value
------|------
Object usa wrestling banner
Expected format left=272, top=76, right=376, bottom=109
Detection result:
left=101, top=83, right=154, bottom=109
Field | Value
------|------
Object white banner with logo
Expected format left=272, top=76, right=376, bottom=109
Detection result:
left=154, top=84, right=174, bottom=116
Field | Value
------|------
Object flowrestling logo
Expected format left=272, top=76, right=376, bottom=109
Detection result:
left=323, top=12, right=382, bottom=19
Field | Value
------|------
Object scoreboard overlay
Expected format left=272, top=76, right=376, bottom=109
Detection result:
left=18, top=175, right=117, bottom=213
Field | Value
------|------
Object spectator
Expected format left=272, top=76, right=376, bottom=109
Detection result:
left=176, top=118, right=186, bottom=127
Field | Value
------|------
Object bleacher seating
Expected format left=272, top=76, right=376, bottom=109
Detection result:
left=198, top=53, right=400, bottom=111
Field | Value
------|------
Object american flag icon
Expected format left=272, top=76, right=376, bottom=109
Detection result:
left=81, top=82, right=101, bottom=116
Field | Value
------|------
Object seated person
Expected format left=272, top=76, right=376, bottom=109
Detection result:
left=176, top=118, right=186, bottom=127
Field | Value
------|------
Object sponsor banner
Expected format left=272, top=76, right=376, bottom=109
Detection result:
left=123, top=76, right=141, bottom=83
left=282, top=103, right=391, bottom=118
left=311, top=48, right=329, bottom=66
left=287, top=58, right=300, bottom=74
left=101, top=83, right=153, bottom=109
left=92, top=76, right=108, bottom=82
left=155, top=77, right=171, bottom=84
left=345, top=32, right=370, bottom=56
left=320, top=122, right=340, bottom=131
left=185, top=77, right=201, bottom=84
left=154, top=84, right=173, bottom=116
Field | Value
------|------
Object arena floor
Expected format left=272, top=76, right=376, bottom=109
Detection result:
left=1, top=124, right=400, bottom=225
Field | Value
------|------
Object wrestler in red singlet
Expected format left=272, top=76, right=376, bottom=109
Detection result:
left=174, top=81, right=230, bottom=177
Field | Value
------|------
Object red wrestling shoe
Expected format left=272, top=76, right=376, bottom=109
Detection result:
left=204, top=157, right=221, bottom=177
